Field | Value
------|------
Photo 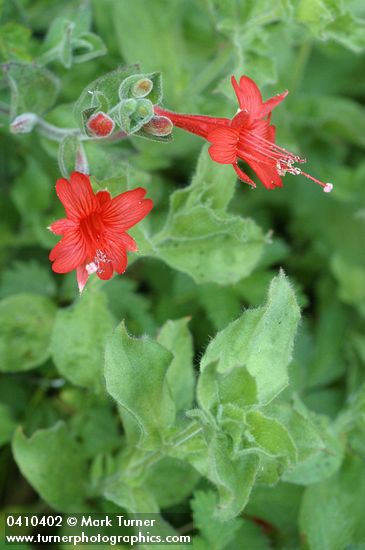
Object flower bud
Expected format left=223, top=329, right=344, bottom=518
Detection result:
left=10, top=113, right=38, bottom=134
left=131, top=78, right=153, bottom=98
left=86, top=111, right=114, bottom=137
left=143, top=115, right=173, bottom=137
left=122, top=98, right=138, bottom=115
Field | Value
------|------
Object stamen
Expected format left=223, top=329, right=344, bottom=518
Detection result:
left=288, top=168, right=334, bottom=193
left=86, top=262, right=98, bottom=274
left=239, top=128, right=333, bottom=192
left=243, top=129, right=305, bottom=162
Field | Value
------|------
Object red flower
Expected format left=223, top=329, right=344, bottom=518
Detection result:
left=155, top=76, right=333, bottom=193
left=49, top=172, right=153, bottom=292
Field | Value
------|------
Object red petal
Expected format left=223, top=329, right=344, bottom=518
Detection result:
left=232, top=163, right=256, bottom=188
left=69, top=172, right=98, bottom=217
left=154, top=106, right=230, bottom=138
left=55, top=178, right=79, bottom=220
left=49, top=218, right=77, bottom=235
left=55, top=172, right=97, bottom=221
left=76, top=264, right=89, bottom=293
left=96, top=260, right=114, bottom=280
left=101, top=188, right=153, bottom=231
left=119, top=232, right=138, bottom=252
left=49, top=230, right=87, bottom=273
left=248, top=161, right=283, bottom=190
left=231, top=111, right=250, bottom=128
left=260, top=90, right=288, bottom=118
left=231, top=75, right=263, bottom=116
left=268, top=124, right=276, bottom=142
left=112, top=248, right=128, bottom=274
left=96, top=190, right=112, bottom=206
left=104, top=233, right=131, bottom=272
left=207, top=127, right=238, bottom=164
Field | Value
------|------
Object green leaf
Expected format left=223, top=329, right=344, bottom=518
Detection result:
left=0, top=261, right=56, bottom=298
left=200, top=272, right=300, bottom=404
left=157, top=318, right=195, bottom=413
left=331, top=254, right=365, bottom=316
left=152, top=145, right=265, bottom=284
left=197, top=362, right=257, bottom=412
left=191, top=490, right=241, bottom=549
left=282, top=413, right=344, bottom=485
left=307, top=284, right=348, bottom=387
left=296, top=0, right=365, bottom=52
left=186, top=145, right=237, bottom=211
left=72, top=32, right=106, bottom=64
left=0, top=403, right=16, bottom=446
left=203, top=433, right=259, bottom=520
left=70, top=401, right=120, bottom=458
left=154, top=205, right=264, bottom=285
left=4, top=62, right=59, bottom=119
left=299, top=457, right=365, bottom=550
left=112, top=0, right=188, bottom=105
left=104, top=322, right=175, bottom=447
left=12, top=423, right=87, bottom=512
left=0, top=293, right=56, bottom=372
left=266, top=399, right=326, bottom=465
left=183, top=414, right=259, bottom=520
left=11, top=158, right=52, bottom=221
left=39, top=3, right=106, bottom=68
left=145, top=457, right=199, bottom=508
left=245, top=410, right=297, bottom=465
left=246, top=482, right=303, bottom=542
left=0, top=22, right=32, bottom=62
left=51, top=289, right=115, bottom=391
left=197, top=283, right=242, bottom=331
left=104, top=479, right=159, bottom=513
left=294, top=95, right=365, bottom=149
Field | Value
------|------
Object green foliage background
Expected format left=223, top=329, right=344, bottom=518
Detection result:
left=1, top=0, right=365, bottom=548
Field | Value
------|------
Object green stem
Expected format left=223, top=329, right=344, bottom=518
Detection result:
left=289, top=40, right=313, bottom=95
left=36, top=119, right=84, bottom=142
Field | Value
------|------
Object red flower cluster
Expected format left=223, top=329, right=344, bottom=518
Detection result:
left=155, top=75, right=333, bottom=193
left=49, top=172, right=153, bottom=292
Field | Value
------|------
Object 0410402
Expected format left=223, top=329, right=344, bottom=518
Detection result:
left=6, top=515, right=63, bottom=528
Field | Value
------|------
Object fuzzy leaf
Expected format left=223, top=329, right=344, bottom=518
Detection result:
left=157, top=318, right=195, bottom=413
left=0, top=261, right=56, bottom=298
left=198, top=362, right=257, bottom=412
left=0, top=293, right=56, bottom=372
left=12, top=423, right=87, bottom=512
left=200, top=272, right=300, bottom=404
left=245, top=410, right=297, bottom=465
left=191, top=490, right=241, bottom=549
left=4, top=62, right=59, bottom=119
left=154, top=206, right=265, bottom=285
left=51, top=290, right=115, bottom=391
left=299, top=457, right=365, bottom=550
left=104, top=322, right=175, bottom=447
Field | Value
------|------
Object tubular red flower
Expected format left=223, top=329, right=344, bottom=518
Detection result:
left=155, top=75, right=333, bottom=193
left=49, top=172, right=153, bottom=292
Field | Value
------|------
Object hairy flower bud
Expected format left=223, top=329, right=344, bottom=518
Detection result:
left=143, top=115, right=173, bottom=137
left=10, top=113, right=38, bottom=134
left=131, top=78, right=153, bottom=98
left=86, top=111, right=114, bottom=137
